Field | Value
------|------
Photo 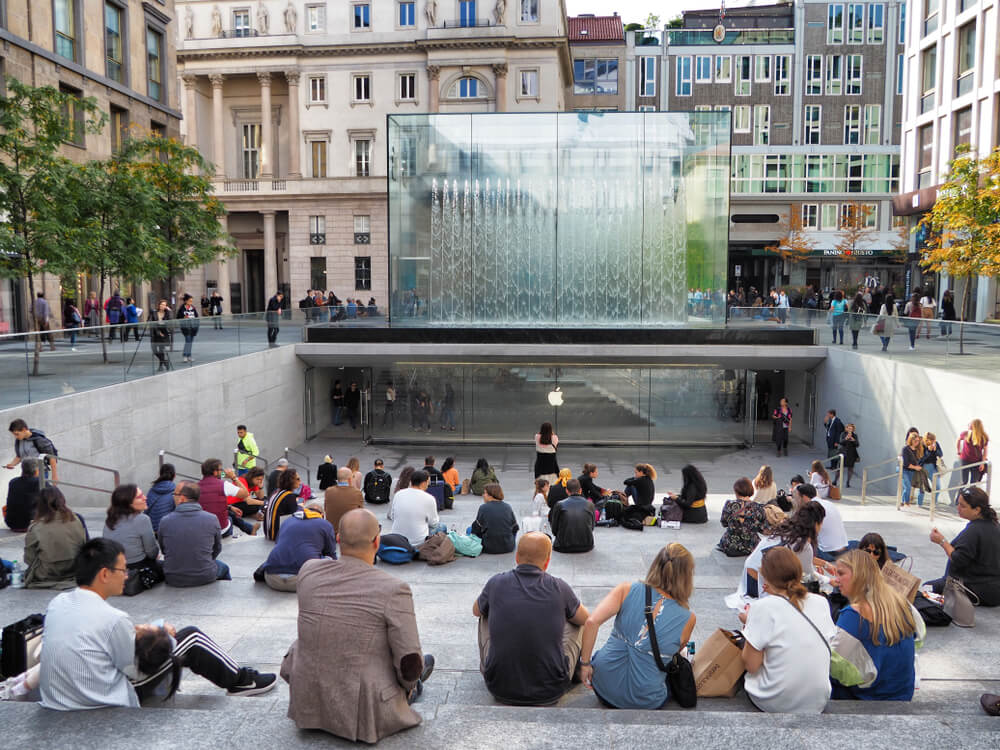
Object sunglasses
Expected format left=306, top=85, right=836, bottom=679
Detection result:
left=862, top=546, right=882, bottom=556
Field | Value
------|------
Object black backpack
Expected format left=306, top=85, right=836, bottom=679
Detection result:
left=364, top=470, right=392, bottom=504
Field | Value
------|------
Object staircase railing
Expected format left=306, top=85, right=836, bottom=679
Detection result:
left=284, top=447, right=311, bottom=478
left=924, top=459, right=991, bottom=523
left=861, top=456, right=902, bottom=506
left=40, top=453, right=120, bottom=495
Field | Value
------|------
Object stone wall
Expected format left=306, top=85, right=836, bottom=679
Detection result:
left=0, top=347, right=305, bottom=507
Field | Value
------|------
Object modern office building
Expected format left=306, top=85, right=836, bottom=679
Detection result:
left=564, top=14, right=625, bottom=112
left=0, top=0, right=183, bottom=332
left=896, top=0, right=1000, bottom=320
left=175, top=0, right=570, bottom=314
left=629, top=2, right=906, bottom=299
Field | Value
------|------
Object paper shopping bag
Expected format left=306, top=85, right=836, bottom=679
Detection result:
left=881, top=560, right=921, bottom=603
left=692, top=628, right=746, bottom=697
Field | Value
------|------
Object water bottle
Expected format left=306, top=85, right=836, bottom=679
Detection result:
left=599, top=507, right=606, bottom=522
left=232, top=525, right=240, bottom=539
left=687, top=641, right=696, bottom=661
left=10, top=560, right=24, bottom=589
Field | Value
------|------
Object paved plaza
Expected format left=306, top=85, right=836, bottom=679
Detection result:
left=1, top=440, right=996, bottom=748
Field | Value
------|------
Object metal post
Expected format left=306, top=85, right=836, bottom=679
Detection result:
left=895, top=458, right=904, bottom=509
left=861, top=467, right=868, bottom=505
left=232, top=448, right=239, bottom=471
left=838, top=453, right=845, bottom=493
left=987, top=460, right=993, bottom=498
left=929, top=473, right=936, bottom=524
left=158, top=450, right=165, bottom=471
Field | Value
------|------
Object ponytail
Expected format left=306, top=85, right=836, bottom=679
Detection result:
left=785, top=579, right=809, bottom=610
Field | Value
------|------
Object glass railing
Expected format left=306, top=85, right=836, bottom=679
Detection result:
left=727, top=305, right=1000, bottom=375
left=666, top=28, right=795, bottom=46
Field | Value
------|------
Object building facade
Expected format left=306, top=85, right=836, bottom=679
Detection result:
left=0, top=0, right=183, bottom=332
left=896, top=0, right=1000, bottom=320
left=176, top=0, right=569, bottom=314
left=628, top=2, right=905, bottom=300
left=564, top=14, right=625, bottom=111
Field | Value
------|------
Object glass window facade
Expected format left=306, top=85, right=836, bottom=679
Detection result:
left=387, top=112, right=731, bottom=326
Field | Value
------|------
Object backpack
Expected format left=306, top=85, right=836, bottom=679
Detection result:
left=364, top=470, right=392, bottom=504
left=417, top=533, right=456, bottom=565
left=448, top=531, right=483, bottom=557
left=806, top=296, right=818, bottom=310
left=376, top=533, right=416, bottom=564
left=659, top=497, right=684, bottom=523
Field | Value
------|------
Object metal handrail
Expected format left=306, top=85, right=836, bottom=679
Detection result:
left=861, top=456, right=902, bottom=505
left=923, top=459, right=990, bottom=523
left=40, top=453, right=120, bottom=495
left=159, top=449, right=204, bottom=481
left=284, top=447, right=311, bottom=478
left=811, top=452, right=845, bottom=495
left=232, top=448, right=270, bottom=473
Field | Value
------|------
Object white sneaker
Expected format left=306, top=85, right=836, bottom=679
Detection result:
left=909, top=346, right=915, bottom=350
left=70, top=347, right=78, bottom=352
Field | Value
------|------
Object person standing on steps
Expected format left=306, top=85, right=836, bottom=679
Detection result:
left=839, top=424, right=860, bottom=488
left=265, top=291, right=283, bottom=347
left=344, top=381, right=362, bottom=430
left=331, top=380, right=345, bottom=426
left=176, top=294, right=200, bottom=363
left=235, top=425, right=259, bottom=477
left=772, top=397, right=792, bottom=457
left=824, top=410, right=845, bottom=484
left=382, top=382, right=396, bottom=428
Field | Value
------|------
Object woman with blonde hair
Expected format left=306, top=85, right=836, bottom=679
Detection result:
left=751, top=465, right=778, bottom=504
left=920, top=432, right=943, bottom=506
left=546, top=467, right=573, bottom=508
left=831, top=549, right=917, bottom=700
left=739, top=546, right=836, bottom=713
left=579, top=543, right=696, bottom=709
left=346, top=457, right=363, bottom=490
left=900, top=431, right=925, bottom=507
left=957, top=419, right=989, bottom=489
left=809, top=460, right=830, bottom=499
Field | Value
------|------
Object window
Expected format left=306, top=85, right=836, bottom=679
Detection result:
left=804, top=105, right=821, bottom=145
left=353, top=3, right=370, bottom=29
left=353, top=74, right=371, bottom=102
left=110, top=105, right=128, bottom=153
left=399, top=73, right=415, bottom=100
left=825, top=55, right=842, bottom=95
left=953, top=106, right=972, bottom=152
left=847, top=3, right=864, bottom=43
left=233, top=8, right=251, bottom=36
left=105, top=2, right=124, bottom=83
left=715, top=55, right=731, bottom=83
left=899, top=2, right=906, bottom=43
left=146, top=27, right=163, bottom=101
left=453, top=76, right=479, bottom=98
left=923, top=0, right=938, bottom=36
left=397, top=133, right=416, bottom=175
left=868, top=4, right=884, bottom=43
left=844, top=104, right=861, bottom=144
left=753, top=105, right=770, bottom=145
left=695, top=55, right=712, bottom=83
left=307, top=4, right=327, bottom=31
left=311, top=140, right=327, bottom=178
left=242, top=123, right=261, bottom=178
left=354, top=215, right=370, bottom=244
left=733, top=105, right=750, bottom=133
left=596, top=60, right=618, bottom=94
left=921, top=44, right=937, bottom=112
left=574, top=59, right=618, bottom=94
left=774, top=55, right=789, bottom=95
left=822, top=204, right=839, bottom=230
left=676, top=57, right=692, bottom=96
left=309, top=76, right=326, bottom=104
left=896, top=53, right=904, bottom=95
left=863, top=203, right=877, bottom=228
left=355, top=139, right=371, bottom=176
left=640, top=57, right=656, bottom=97
left=354, top=257, right=372, bottom=290
left=520, top=0, right=538, bottom=22
left=754, top=55, right=770, bottom=82
left=846, top=54, right=862, bottom=94
left=309, top=216, right=326, bottom=245
left=802, top=204, right=819, bottom=230
left=918, top=123, right=934, bottom=187
left=54, top=0, right=77, bottom=61
left=735, top=55, right=751, bottom=96
left=864, top=104, right=881, bottom=144
left=397, top=1, right=414, bottom=26
left=459, top=0, right=476, bottom=27
left=59, top=85, right=84, bottom=146
left=956, top=23, right=975, bottom=96
left=806, top=55, right=822, bottom=95
left=310, top=257, right=327, bottom=290
left=827, top=4, right=844, bottom=44
left=519, top=69, right=538, bottom=97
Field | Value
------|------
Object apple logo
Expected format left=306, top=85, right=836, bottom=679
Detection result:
left=547, top=388, right=564, bottom=407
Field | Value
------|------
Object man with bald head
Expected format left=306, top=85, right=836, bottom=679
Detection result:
left=323, top=466, right=364, bottom=533
left=472, top=532, right=589, bottom=705
left=281, top=509, right=434, bottom=743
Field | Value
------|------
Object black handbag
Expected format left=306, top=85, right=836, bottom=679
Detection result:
left=644, top=585, right=697, bottom=708
left=913, top=592, right=952, bottom=627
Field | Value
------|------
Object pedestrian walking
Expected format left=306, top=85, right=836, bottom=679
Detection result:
left=902, top=293, right=922, bottom=350
left=940, top=290, right=956, bottom=336
left=177, top=294, right=200, bottom=363
left=33, top=293, right=56, bottom=351
left=829, top=290, right=847, bottom=345
left=772, top=397, right=792, bottom=457
left=63, top=299, right=82, bottom=351
left=210, top=290, right=224, bottom=329
left=148, top=299, right=173, bottom=371
left=873, top=293, right=900, bottom=351
left=266, top=291, right=283, bottom=346
left=331, top=380, right=345, bottom=425
left=848, top=293, right=868, bottom=349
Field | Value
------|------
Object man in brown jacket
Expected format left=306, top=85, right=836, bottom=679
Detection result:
left=323, top=467, right=364, bottom=533
left=281, top=508, right=434, bottom=743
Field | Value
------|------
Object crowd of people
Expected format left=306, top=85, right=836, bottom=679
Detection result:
left=3, top=416, right=1000, bottom=740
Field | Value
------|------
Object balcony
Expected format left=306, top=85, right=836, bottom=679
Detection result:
left=213, top=176, right=380, bottom=199
left=666, top=28, right=794, bottom=46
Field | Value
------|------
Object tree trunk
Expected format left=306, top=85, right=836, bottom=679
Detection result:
left=959, top=276, right=971, bottom=355
left=98, top=275, right=109, bottom=363
left=26, top=271, right=41, bottom=376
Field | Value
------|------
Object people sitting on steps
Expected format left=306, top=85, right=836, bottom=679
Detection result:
left=253, top=499, right=337, bottom=592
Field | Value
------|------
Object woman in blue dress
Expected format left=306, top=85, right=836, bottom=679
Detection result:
left=578, top=543, right=696, bottom=709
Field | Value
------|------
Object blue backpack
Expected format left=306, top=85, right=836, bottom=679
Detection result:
left=377, top=533, right=416, bottom=564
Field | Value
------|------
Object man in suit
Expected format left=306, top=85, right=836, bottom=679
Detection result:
left=281, top=509, right=434, bottom=743
left=548, top=479, right=595, bottom=553
left=323, top=466, right=364, bottom=534
left=824, top=409, right=846, bottom=484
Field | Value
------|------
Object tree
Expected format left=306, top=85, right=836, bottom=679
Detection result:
left=917, top=145, right=1000, bottom=353
left=645, top=13, right=661, bottom=29
left=765, top=204, right=817, bottom=288
left=0, top=78, right=104, bottom=374
left=834, top=202, right=879, bottom=258
left=124, top=134, right=234, bottom=300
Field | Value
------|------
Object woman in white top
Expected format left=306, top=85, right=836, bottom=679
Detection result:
left=751, top=465, right=778, bottom=505
left=523, top=477, right=551, bottom=535
left=809, top=460, right=831, bottom=499
left=918, top=291, right=936, bottom=339
left=739, top=546, right=835, bottom=713
left=533, top=421, right=559, bottom=484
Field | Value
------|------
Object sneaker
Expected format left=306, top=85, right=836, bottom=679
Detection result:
left=420, top=654, right=435, bottom=684
left=909, top=346, right=915, bottom=350
left=227, top=669, right=277, bottom=696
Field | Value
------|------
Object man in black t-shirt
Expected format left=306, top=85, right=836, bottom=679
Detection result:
left=472, top=533, right=589, bottom=705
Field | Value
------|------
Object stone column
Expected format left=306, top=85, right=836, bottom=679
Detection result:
left=427, top=66, right=440, bottom=112
left=262, top=210, right=277, bottom=299
left=182, top=73, right=199, bottom=149
left=258, top=72, right=273, bottom=178
left=209, top=74, right=226, bottom=176
left=217, top=214, right=231, bottom=305
left=285, top=71, right=301, bottom=178
left=492, top=63, right=508, bottom=112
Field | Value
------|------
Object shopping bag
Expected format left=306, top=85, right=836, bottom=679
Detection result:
left=692, top=628, right=746, bottom=697
left=881, top=560, right=921, bottom=603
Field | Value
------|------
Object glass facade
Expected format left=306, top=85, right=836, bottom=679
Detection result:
left=387, top=112, right=731, bottom=326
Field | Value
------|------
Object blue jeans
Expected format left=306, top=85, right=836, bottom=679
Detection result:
left=901, top=469, right=923, bottom=506
left=215, top=560, right=231, bottom=580
left=182, top=333, right=195, bottom=357
left=922, top=464, right=940, bottom=506
left=440, top=407, right=455, bottom=429
left=333, top=406, right=343, bottom=425
left=831, top=315, right=845, bottom=343
left=68, top=327, right=78, bottom=346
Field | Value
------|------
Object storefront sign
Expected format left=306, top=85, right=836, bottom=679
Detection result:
left=821, top=249, right=878, bottom=257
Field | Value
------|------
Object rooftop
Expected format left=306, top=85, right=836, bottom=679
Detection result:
left=568, top=15, right=624, bottom=43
